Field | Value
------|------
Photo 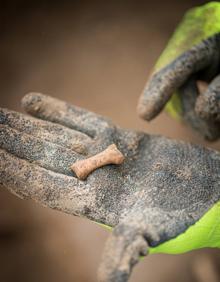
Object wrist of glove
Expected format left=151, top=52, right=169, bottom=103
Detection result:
left=138, top=2, right=220, bottom=141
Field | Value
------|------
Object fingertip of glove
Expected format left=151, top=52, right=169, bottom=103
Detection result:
left=137, top=95, right=156, bottom=121
left=21, top=92, right=45, bottom=113
left=195, top=94, right=219, bottom=122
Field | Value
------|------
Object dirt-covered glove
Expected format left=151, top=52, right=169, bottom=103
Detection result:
left=0, top=93, right=220, bottom=282
left=138, top=2, right=220, bottom=141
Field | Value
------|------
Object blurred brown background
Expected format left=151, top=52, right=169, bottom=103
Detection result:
left=1, top=0, right=220, bottom=281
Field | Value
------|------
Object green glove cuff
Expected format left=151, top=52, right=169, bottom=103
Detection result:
left=149, top=201, right=220, bottom=254
left=97, top=201, right=220, bottom=255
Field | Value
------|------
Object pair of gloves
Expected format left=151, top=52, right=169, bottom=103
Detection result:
left=0, top=2, right=220, bottom=282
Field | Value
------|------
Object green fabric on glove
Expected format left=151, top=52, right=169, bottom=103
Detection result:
left=149, top=201, right=220, bottom=254
left=98, top=201, right=220, bottom=255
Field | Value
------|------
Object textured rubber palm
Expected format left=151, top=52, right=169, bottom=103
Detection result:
left=1, top=93, right=220, bottom=281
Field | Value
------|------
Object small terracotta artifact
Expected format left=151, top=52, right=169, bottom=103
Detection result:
left=71, top=144, right=124, bottom=180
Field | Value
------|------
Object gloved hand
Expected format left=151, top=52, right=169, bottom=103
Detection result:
left=138, top=2, right=220, bottom=141
left=0, top=93, right=220, bottom=282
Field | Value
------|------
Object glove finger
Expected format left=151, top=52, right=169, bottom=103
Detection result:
left=179, top=78, right=220, bottom=141
left=22, top=93, right=110, bottom=137
left=195, top=74, right=220, bottom=122
left=98, top=222, right=148, bottom=282
left=0, top=108, right=91, bottom=154
left=0, top=124, right=83, bottom=176
left=137, top=36, right=218, bottom=121
left=0, top=148, right=92, bottom=217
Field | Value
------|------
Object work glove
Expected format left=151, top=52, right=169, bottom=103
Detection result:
left=0, top=93, right=220, bottom=282
left=138, top=2, right=220, bottom=141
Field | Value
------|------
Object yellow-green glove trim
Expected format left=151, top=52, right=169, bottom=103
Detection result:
left=97, top=201, right=220, bottom=255
left=149, top=201, right=220, bottom=254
